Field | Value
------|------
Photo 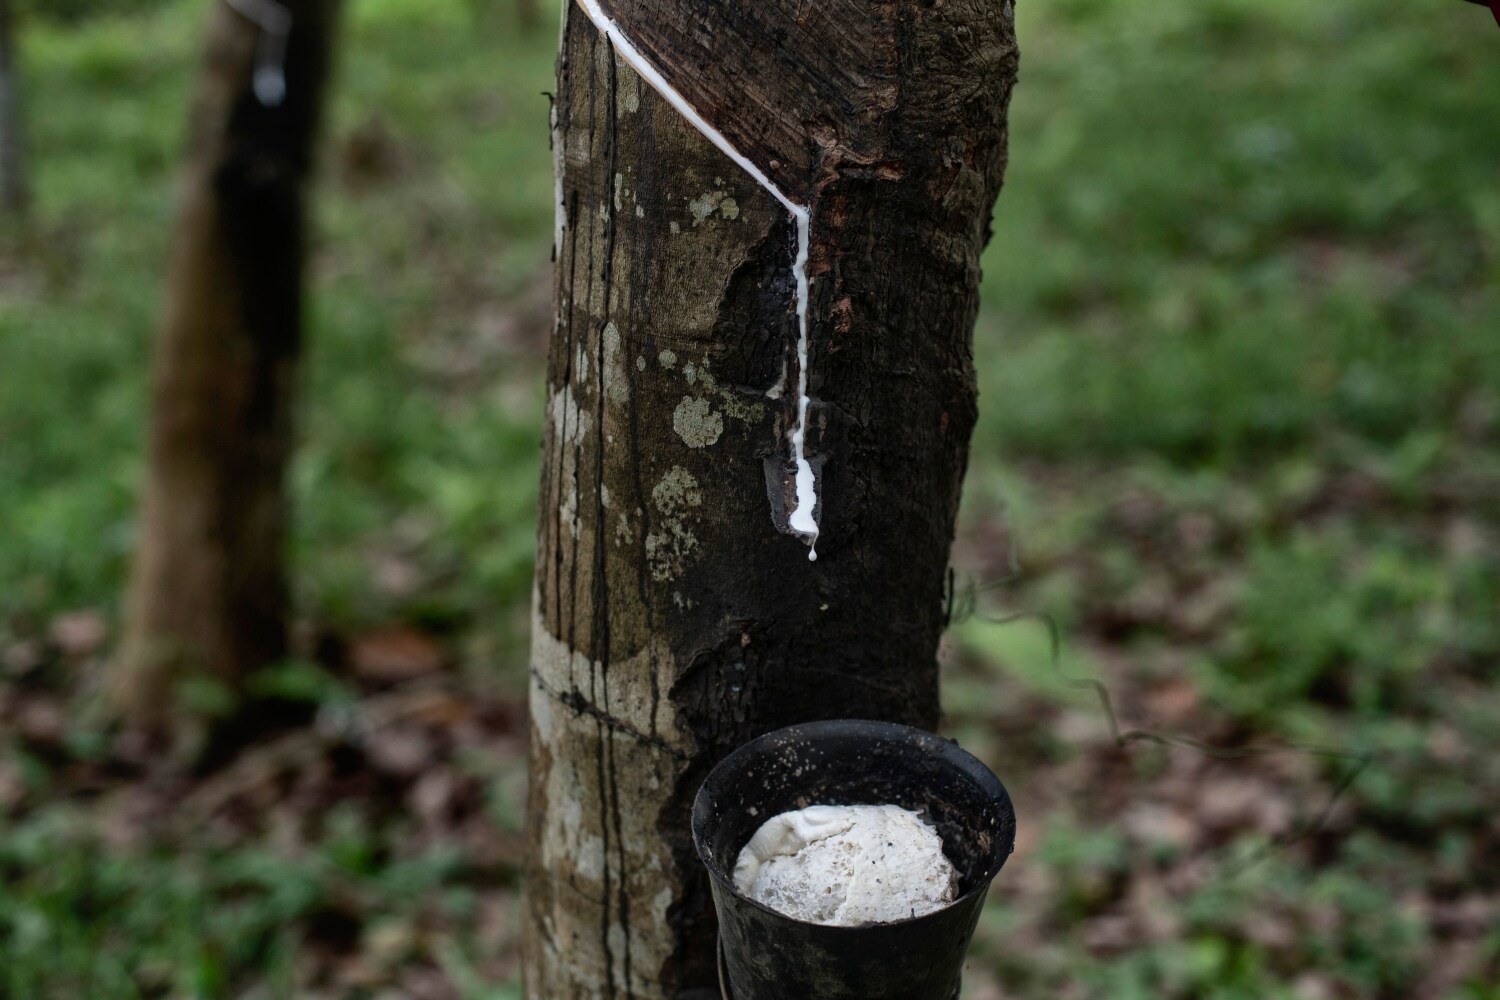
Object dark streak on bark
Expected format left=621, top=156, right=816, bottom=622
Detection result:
left=577, top=27, right=617, bottom=1000
left=595, top=33, right=633, bottom=1000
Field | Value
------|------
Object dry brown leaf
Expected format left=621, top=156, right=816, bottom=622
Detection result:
left=49, top=609, right=109, bottom=658
left=349, top=627, right=447, bottom=684
left=366, top=727, right=436, bottom=778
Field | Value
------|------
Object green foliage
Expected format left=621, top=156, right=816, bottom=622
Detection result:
left=0, top=0, right=556, bottom=653
left=246, top=658, right=355, bottom=706
left=17, top=0, right=161, bottom=25
left=0, top=808, right=511, bottom=999
left=977, top=0, right=1500, bottom=464
left=1202, top=526, right=1482, bottom=719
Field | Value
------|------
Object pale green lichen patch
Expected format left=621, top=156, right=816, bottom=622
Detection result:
left=672, top=396, right=723, bottom=448
left=652, top=466, right=702, bottom=513
left=549, top=385, right=590, bottom=537
left=602, top=321, right=629, bottom=406
left=645, top=522, right=695, bottom=583
left=658, top=349, right=677, bottom=369
left=549, top=384, right=590, bottom=445
left=679, top=359, right=766, bottom=425
left=559, top=470, right=580, bottom=537
left=716, top=389, right=765, bottom=424
left=688, top=188, right=742, bottom=227
left=646, top=466, right=701, bottom=581
left=688, top=190, right=723, bottom=225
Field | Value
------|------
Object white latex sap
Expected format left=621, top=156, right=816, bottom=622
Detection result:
left=571, top=0, right=821, bottom=557
left=733, top=804, right=958, bottom=926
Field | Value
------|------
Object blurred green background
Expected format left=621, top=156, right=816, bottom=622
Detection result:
left=2, top=0, right=1498, bottom=996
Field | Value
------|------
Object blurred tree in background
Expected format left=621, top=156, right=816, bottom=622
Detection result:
left=515, top=0, right=536, bottom=32
left=117, top=0, right=341, bottom=742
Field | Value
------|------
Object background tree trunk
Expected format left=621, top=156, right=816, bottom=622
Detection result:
left=117, top=0, right=339, bottom=736
left=524, top=1, right=1018, bottom=996
left=517, top=0, right=539, bottom=32
left=0, top=0, right=28, bottom=216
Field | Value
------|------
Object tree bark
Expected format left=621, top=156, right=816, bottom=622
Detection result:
left=525, top=1, right=1018, bottom=996
left=0, top=0, right=28, bottom=216
left=117, top=0, right=339, bottom=735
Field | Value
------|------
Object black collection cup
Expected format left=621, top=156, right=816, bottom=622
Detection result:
left=692, top=720, right=1016, bottom=1000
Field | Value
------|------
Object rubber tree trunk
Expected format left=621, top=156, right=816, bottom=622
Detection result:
left=0, top=0, right=27, bottom=216
left=117, top=0, right=339, bottom=734
left=524, top=1, right=1018, bottom=996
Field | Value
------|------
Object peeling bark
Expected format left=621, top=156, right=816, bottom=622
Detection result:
left=525, top=1, right=1018, bottom=996
left=116, top=0, right=339, bottom=734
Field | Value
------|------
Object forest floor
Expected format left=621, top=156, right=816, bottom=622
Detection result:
left=2, top=0, right=1499, bottom=997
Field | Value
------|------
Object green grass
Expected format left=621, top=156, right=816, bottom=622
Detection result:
left=0, top=806, right=522, bottom=999
left=977, top=0, right=1500, bottom=464
left=3, top=0, right=1499, bottom=996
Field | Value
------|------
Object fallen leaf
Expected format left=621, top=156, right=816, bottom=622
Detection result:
left=50, top=609, right=109, bottom=658
left=17, top=695, right=65, bottom=745
left=1142, top=679, right=1200, bottom=724
left=366, top=727, right=435, bottom=778
left=349, top=628, right=447, bottom=684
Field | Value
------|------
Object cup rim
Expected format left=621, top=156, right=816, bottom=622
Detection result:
left=691, top=718, right=1016, bottom=931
